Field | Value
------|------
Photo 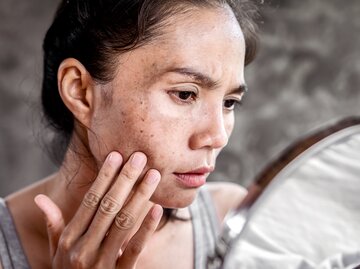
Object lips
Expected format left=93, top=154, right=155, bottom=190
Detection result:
left=174, top=167, right=214, bottom=188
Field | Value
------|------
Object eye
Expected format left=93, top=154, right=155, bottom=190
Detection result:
left=168, top=88, right=198, bottom=104
left=177, top=91, right=196, bottom=101
left=223, top=99, right=242, bottom=111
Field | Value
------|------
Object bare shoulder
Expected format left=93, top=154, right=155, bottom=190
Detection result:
left=205, top=182, right=247, bottom=224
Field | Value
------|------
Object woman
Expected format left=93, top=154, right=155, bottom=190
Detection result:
left=0, top=0, right=258, bottom=268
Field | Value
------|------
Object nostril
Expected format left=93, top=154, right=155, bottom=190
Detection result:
left=189, top=133, right=212, bottom=150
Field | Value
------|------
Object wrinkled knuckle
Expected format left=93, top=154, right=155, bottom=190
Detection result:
left=82, top=191, right=101, bottom=209
left=115, top=210, right=136, bottom=230
left=99, top=195, right=119, bottom=215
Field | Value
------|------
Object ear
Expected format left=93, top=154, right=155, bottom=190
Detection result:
left=57, top=58, right=94, bottom=128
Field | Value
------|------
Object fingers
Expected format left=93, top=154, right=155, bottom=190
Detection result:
left=116, top=205, right=163, bottom=269
left=65, top=152, right=123, bottom=241
left=85, top=152, right=148, bottom=243
left=34, top=194, right=65, bottom=258
left=36, top=150, right=161, bottom=268
left=101, top=169, right=161, bottom=260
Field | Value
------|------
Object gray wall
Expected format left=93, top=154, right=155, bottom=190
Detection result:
left=1, top=0, right=359, bottom=197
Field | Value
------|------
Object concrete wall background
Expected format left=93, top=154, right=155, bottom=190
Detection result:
left=1, top=0, right=359, bottom=197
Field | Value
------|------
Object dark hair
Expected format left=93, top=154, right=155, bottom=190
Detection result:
left=41, top=0, right=259, bottom=223
left=41, top=0, right=259, bottom=163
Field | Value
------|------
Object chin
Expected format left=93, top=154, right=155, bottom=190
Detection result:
left=150, top=188, right=199, bottom=209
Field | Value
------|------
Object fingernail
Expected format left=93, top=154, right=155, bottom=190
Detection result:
left=108, top=152, right=122, bottom=166
left=145, top=170, right=160, bottom=185
left=131, top=152, right=146, bottom=168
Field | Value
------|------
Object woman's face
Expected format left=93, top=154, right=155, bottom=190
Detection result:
left=88, top=6, right=246, bottom=208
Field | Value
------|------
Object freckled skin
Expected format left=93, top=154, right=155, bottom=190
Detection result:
left=88, top=6, right=246, bottom=208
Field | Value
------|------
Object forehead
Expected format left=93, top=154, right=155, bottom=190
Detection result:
left=114, top=6, right=245, bottom=86
left=153, top=5, right=244, bottom=52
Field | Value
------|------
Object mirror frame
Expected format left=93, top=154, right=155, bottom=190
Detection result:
left=237, top=116, right=360, bottom=211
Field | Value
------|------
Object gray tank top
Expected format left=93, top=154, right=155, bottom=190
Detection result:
left=190, top=186, right=220, bottom=269
left=0, top=186, right=219, bottom=269
left=0, top=198, right=30, bottom=269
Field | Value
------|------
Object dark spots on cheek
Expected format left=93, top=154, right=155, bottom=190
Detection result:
left=140, top=130, right=144, bottom=133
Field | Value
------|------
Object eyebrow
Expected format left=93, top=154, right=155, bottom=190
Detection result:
left=165, top=67, right=248, bottom=95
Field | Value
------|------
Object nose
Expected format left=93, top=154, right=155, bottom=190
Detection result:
left=189, top=108, right=230, bottom=150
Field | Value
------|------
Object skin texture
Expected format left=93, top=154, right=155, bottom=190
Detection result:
left=85, top=6, right=246, bottom=209
left=4, top=5, right=247, bottom=269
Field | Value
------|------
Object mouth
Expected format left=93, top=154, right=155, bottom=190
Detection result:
left=173, top=167, right=214, bottom=188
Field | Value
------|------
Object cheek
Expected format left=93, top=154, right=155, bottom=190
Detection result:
left=87, top=96, right=149, bottom=163
left=136, top=107, right=189, bottom=169
left=225, top=114, right=235, bottom=137
left=99, top=99, right=188, bottom=170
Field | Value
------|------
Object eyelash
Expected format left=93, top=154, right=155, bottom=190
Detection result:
left=168, top=90, right=198, bottom=104
left=223, top=99, right=243, bottom=111
left=168, top=89, right=243, bottom=111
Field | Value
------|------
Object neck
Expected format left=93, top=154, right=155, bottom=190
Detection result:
left=46, top=135, right=100, bottom=224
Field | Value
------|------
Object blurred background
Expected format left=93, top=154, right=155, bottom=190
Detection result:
left=0, top=0, right=359, bottom=197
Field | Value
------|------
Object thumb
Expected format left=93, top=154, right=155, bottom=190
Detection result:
left=34, top=194, right=65, bottom=258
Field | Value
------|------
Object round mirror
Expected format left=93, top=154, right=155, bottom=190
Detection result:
left=216, top=118, right=360, bottom=269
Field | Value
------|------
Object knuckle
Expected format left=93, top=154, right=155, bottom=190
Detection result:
left=69, top=251, right=88, bottom=268
left=101, top=167, right=112, bottom=179
left=120, top=167, right=137, bottom=182
left=99, top=195, right=120, bottom=215
left=98, top=165, right=114, bottom=181
left=58, top=236, right=73, bottom=252
left=115, top=210, right=136, bottom=230
left=82, top=191, right=101, bottom=209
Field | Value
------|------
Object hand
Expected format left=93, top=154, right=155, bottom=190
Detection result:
left=35, top=151, right=163, bottom=269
